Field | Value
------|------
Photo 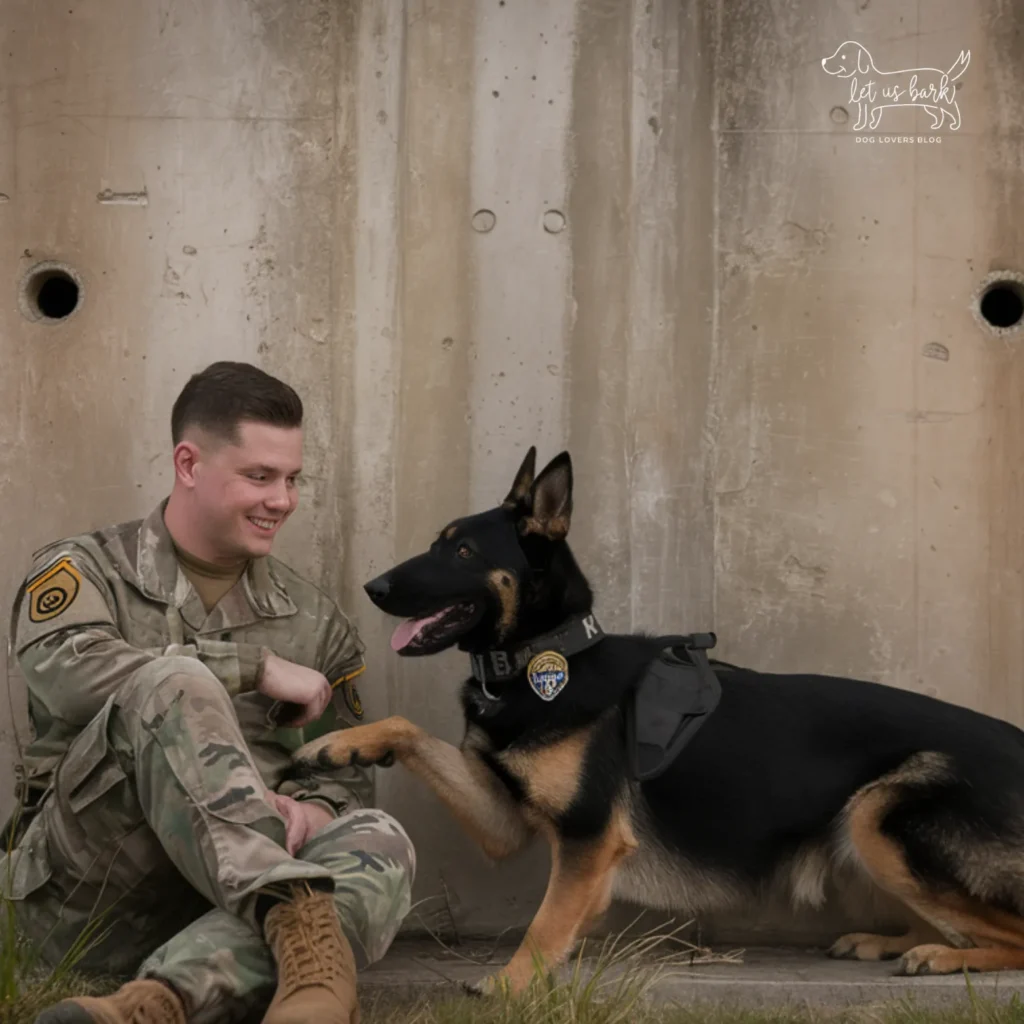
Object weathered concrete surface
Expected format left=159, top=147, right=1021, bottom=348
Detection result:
left=0, top=0, right=346, bottom=789
left=1, top=0, right=1022, bottom=949
left=362, top=939, right=1024, bottom=1009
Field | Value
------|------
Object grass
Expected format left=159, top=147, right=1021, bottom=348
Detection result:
left=358, top=991, right=1024, bottom=1024
left=353, top=925, right=1024, bottom=1024
left=2, top=854, right=1023, bottom=1024
left=0, top=804, right=114, bottom=1024
left=0, top=966, right=113, bottom=1024
left=1, top=901, right=112, bottom=1024
left=3, top=921, right=1024, bottom=1024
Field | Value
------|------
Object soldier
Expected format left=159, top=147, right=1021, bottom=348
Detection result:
left=2, top=361, right=415, bottom=1024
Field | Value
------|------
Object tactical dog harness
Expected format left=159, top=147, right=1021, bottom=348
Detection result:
left=468, top=617, right=722, bottom=782
left=467, top=612, right=606, bottom=692
left=624, top=632, right=722, bottom=781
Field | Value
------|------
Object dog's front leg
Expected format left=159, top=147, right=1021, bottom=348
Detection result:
left=292, top=717, right=533, bottom=861
left=477, top=809, right=638, bottom=995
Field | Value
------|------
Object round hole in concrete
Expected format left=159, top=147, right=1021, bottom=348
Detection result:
left=978, top=279, right=1024, bottom=330
left=20, top=261, right=83, bottom=323
left=471, top=209, right=496, bottom=233
left=542, top=210, right=566, bottom=234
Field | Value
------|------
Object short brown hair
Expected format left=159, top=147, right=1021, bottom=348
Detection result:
left=171, top=361, right=303, bottom=445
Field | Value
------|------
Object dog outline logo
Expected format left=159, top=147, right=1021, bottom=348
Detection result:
left=821, top=41, right=969, bottom=131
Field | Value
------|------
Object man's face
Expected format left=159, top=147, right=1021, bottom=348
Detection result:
left=187, top=421, right=303, bottom=561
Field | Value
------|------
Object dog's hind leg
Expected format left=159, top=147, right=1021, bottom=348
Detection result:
left=899, top=944, right=1024, bottom=975
left=478, top=808, right=638, bottom=995
left=828, top=927, right=944, bottom=962
left=841, top=757, right=1024, bottom=976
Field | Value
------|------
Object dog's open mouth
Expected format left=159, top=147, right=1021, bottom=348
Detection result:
left=390, top=602, right=483, bottom=655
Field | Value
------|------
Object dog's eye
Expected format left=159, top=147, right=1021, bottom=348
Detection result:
left=457, top=544, right=473, bottom=559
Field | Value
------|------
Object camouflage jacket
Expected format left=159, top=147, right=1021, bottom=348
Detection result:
left=9, top=500, right=372, bottom=817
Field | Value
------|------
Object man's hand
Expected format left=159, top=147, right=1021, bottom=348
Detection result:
left=258, top=652, right=332, bottom=727
left=267, top=791, right=334, bottom=855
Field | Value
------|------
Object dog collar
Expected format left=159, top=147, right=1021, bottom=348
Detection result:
left=467, top=611, right=606, bottom=692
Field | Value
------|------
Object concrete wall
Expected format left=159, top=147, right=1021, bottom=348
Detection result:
left=1, top=0, right=1021, bottom=945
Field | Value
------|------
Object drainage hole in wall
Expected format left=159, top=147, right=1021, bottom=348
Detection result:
left=20, top=263, right=82, bottom=322
left=978, top=279, right=1024, bottom=330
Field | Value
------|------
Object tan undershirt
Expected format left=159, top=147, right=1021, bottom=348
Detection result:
left=174, top=543, right=249, bottom=613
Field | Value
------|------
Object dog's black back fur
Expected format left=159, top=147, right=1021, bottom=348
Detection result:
left=461, top=614, right=1024, bottom=901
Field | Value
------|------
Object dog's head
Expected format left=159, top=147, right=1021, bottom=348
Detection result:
left=821, top=41, right=871, bottom=78
left=364, top=447, right=589, bottom=657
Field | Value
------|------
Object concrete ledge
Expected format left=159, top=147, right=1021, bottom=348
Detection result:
left=363, top=941, right=1024, bottom=1008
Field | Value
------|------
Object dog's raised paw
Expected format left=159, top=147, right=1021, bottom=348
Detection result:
left=291, top=740, right=396, bottom=773
left=318, top=746, right=346, bottom=769
left=343, top=747, right=395, bottom=769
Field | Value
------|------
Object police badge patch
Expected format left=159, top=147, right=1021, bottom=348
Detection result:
left=527, top=650, right=569, bottom=701
left=27, top=557, right=82, bottom=623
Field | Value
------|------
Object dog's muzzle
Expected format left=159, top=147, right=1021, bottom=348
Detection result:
left=364, top=573, right=391, bottom=606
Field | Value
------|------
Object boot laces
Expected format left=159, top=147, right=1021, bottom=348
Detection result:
left=274, top=894, right=349, bottom=995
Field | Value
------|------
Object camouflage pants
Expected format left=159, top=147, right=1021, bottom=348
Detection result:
left=4, top=657, right=415, bottom=1023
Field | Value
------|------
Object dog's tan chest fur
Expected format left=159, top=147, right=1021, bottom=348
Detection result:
left=495, top=728, right=593, bottom=819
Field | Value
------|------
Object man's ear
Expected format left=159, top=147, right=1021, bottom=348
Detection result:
left=521, top=451, right=572, bottom=540
left=502, top=446, right=537, bottom=509
left=172, top=440, right=202, bottom=488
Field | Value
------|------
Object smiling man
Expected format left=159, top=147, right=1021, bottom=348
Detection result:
left=3, top=361, right=414, bottom=1024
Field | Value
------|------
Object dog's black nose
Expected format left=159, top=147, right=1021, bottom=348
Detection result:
left=364, top=574, right=391, bottom=604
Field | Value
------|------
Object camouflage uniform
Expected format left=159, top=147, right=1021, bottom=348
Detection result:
left=1, top=501, right=415, bottom=1023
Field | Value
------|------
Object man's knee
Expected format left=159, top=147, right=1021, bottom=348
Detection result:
left=312, top=808, right=416, bottom=885
left=301, top=808, right=417, bottom=903
left=364, top=809, right=417, bottom=889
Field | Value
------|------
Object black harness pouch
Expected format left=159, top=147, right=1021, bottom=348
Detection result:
left=625, top=632, right=722, bottom=782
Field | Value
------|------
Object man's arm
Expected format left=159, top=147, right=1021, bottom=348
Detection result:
left=13, top=548, right=267, bottom=727
left=274, top=600, right=373, bottom=816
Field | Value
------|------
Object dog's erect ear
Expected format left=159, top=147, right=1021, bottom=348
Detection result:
left=521, top=451, right=572, bottom=540
left=502, top=446, right=537, bottom=509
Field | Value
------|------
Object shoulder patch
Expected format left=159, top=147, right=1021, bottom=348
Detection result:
left=332, top=663, right=366, bottom=721
left=26, top=557, right=82, bottom=623
left=343, top=679, right=364, bottom=720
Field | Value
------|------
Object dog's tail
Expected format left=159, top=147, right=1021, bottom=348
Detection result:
left=947, top=49, right=970, bottom=82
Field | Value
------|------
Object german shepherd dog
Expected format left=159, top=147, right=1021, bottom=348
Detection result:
left=293, top=448, right=1024, bottom=993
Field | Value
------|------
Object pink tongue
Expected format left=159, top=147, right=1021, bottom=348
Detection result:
left=391, top=608, right=452, bottom=651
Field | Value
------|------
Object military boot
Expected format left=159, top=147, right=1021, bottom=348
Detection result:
left=262, top=884, right=359, bottom=1024
left=34, top=979, right=186, bottom=1024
